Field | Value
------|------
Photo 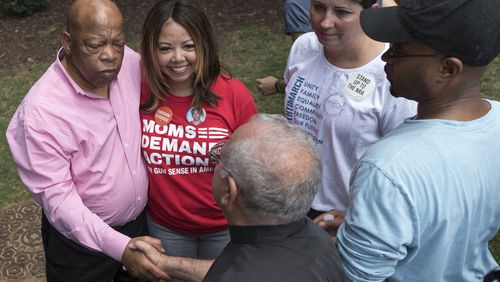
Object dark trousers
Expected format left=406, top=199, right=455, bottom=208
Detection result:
left=41, top=210, right=148, bottom=282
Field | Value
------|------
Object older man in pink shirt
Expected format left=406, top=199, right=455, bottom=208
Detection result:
left=6, top=0, right=168, bottom=281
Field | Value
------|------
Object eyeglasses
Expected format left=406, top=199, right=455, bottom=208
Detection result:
left=383, top=46, right=440, bottom=60
left=210, top=140, right=235, bottom=182
left=209, top=140, right=228, bottom=166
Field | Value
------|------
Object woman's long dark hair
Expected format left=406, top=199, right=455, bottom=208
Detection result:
left=140, top=0, right=222, bottom=113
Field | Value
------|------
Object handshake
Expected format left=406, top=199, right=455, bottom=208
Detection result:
left=120, top=209, right=345, bottom=282
left=121, top=236, right=214, bottom=282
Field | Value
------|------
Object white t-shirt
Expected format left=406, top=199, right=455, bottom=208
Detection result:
left=284, top=32, right=416, bottom=211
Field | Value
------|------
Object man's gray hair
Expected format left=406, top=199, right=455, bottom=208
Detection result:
left=222, top=113, right=321, bottom=225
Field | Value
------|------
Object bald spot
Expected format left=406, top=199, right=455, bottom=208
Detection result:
left=238, top=119, right=317, bottom=187
left=66, top=0, right=123, bottom=35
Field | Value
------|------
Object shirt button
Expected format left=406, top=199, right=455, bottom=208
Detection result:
left=124, top=143, right=129, bottom=148
left=138, top=197, right=141, bottom=201
left=132, top=170, right=137, bottom=175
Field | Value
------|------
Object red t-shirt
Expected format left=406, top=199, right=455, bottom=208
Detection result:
left=140, top=75, right=257, bottom=236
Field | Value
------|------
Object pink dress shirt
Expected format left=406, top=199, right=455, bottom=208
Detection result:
left=6, top=47, right=148, bottom=262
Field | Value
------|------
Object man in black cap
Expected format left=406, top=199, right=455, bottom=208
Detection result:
left=334, top=0, right=500, bottom=281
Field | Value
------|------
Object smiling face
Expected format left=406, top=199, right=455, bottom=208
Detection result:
left=156, top=19, right=197, bottom=91
left=310, top=0, right=364, bottom=51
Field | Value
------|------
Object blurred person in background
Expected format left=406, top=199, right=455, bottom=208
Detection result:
left=256, top=0, right=312, bottom=96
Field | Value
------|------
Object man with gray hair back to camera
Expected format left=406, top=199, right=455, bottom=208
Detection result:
left=130, top=113, right=347, bottom=282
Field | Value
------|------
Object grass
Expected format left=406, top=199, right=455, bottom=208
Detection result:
left=0, top=63, right=50, bottom=209
left=0, top=26, right=498, bottom=262
left=481, top=56, right=500, bottom=100
left=220, top=26, right=290, bottom=114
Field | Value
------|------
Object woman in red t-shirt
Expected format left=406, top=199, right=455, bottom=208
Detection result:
left=139, top=0, right=257, bottom=260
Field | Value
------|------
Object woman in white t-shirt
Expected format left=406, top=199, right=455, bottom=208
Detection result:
left=283, top=0, right=416, bottom=226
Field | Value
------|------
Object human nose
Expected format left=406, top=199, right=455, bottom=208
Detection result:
left=100, top=44, right=118, bottom=62
left=172, top=49, right=184, bottom=63
left=320, top=12, right=335, bottom=29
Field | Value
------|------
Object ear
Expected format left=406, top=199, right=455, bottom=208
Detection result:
left=61, top=31, right=72, bottom=55
left=219, top=176, right=239, bottom=208
left=439, top=57, right=463, bottom=79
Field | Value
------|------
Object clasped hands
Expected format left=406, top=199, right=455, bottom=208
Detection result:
left=119, top=211, right=345, bottom=281
left=122, top=236, right=170, bottom=281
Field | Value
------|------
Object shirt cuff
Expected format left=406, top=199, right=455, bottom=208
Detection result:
left=100, top=226, right=131, bottom=262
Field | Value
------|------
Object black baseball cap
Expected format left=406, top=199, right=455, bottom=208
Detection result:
left=360, top=0, right=500, bottom=66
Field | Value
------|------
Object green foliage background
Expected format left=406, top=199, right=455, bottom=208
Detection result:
left=1, top=0, right=47, bottom=16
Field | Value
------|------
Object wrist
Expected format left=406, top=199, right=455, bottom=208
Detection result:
left=274, top=79, right=284, bottom=93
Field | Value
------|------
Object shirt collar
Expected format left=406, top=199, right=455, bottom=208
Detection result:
left=228, top=217, right=308, bottom=244
left=54, top=48, right=111, bottom=99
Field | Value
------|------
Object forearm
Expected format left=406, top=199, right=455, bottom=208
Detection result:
left=159, top=256, right=214, bottom=282
left=42, top=189, right=130, bottom=261
left=15, top=158, right=129, bottom=260
left=7, top=103, right=136, bottom=262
